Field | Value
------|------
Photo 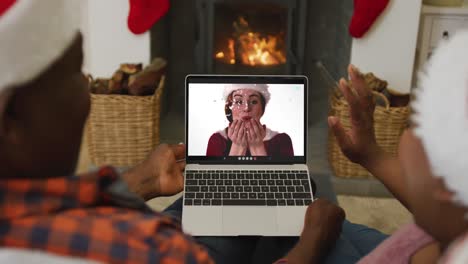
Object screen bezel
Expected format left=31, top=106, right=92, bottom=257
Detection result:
left=185, top=75, right=308, bottom=164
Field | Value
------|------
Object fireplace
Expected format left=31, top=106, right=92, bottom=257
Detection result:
left=151, top=1, right=353, bottom=118
left=194, top=0, right=307, bottom=74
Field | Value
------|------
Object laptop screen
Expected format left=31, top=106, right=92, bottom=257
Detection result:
left=186, top=75, right=307, bottom=164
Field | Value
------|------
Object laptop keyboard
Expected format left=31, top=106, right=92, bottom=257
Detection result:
left=184, top=170, right=314, bottom=206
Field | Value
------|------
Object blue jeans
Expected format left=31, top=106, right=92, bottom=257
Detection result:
left=323, top=221, right=389, bottom=264
left=163, top=198, right=388, bottom=264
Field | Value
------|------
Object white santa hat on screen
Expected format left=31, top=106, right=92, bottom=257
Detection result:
left=223, top=83, right=271, bottom=104
left=0, top=0, right=81, bottom=92
left=412, top=30, right=468, bottom=209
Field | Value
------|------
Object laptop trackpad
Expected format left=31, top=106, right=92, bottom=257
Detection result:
left=222, top=207, right=277, bottom=235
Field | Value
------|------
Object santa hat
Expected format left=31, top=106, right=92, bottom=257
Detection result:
left=223, top=83, right=271, bottom=105
left=0, top=0, right=81, bottom=92
left=412, top=30, right=468, bottom=209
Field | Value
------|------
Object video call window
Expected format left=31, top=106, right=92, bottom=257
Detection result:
left=187, top=83, right=305, bottom=161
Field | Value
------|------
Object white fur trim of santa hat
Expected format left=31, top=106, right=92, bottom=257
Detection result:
left=223, top=83, right=271, bottom=104
left=0, top=0, right=81, bottom=92
left=412, top=30, right=468, bottom=209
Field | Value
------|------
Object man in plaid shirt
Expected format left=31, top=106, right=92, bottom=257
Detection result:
left=0, top=1, right=345, bottom=263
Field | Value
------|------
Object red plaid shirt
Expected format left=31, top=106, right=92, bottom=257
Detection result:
left=0, top=167, right=213, bottom=264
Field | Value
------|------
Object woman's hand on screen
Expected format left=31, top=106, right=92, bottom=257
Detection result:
left=228, top=120, right=247, bottom=147
left=247, top=119, right=267, bottom=156
left=246, top=119, right=266, bottom=147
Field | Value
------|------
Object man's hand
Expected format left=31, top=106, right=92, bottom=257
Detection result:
left=301, top=199, right=345, bottom=248
left=284, top=199, right=345, bottom=263
left=122, top=144, right=186, bottom=201
left=328, top=64, right=382, bottom=167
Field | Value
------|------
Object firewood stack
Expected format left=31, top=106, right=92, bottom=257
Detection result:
left=89, top=58, right=166, bottom=96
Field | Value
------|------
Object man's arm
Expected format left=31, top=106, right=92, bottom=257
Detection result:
left=276, top=199, right=346, bottom=264
left=121, top=144, right=186, bottom=201
left=281, top=237, right=323, bottom=264
left=121, top=165, right=154, bottom=201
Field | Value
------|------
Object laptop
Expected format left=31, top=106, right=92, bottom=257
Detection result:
left=182, top=75, right=315, bottom=236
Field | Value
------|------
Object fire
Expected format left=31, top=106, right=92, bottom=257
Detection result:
left=215, top=17, right=286, bottom=66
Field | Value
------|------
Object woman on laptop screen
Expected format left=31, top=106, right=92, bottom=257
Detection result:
left=206, top=83, right=294, bottom=157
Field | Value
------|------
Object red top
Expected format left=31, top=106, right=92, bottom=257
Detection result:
left=206, top=131, right=294, bottom=157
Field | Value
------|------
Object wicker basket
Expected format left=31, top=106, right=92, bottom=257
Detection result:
left=328, top=90, right=410, bottom=178
left=86, top=76, right=165, bottom=167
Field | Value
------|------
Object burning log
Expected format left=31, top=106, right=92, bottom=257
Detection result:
left=215, top=16, right=286, bottom=66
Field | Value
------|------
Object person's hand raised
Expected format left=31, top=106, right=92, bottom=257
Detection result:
left=328, top=64, right=381, bottom=166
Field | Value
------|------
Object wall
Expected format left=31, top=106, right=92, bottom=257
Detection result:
left=80, top=0, right=150, bottom=77
left=351, top=0, right=422, bottom=93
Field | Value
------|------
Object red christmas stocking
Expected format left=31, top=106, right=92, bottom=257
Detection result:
left=128, top=0, right=170, bottom=35
left=349, top=0, right=390, bottom=38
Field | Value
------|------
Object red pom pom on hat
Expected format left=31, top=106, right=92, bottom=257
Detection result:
left=349, top=0, right=390, bottom=38
left=127, top=0, right=170, bottom=35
